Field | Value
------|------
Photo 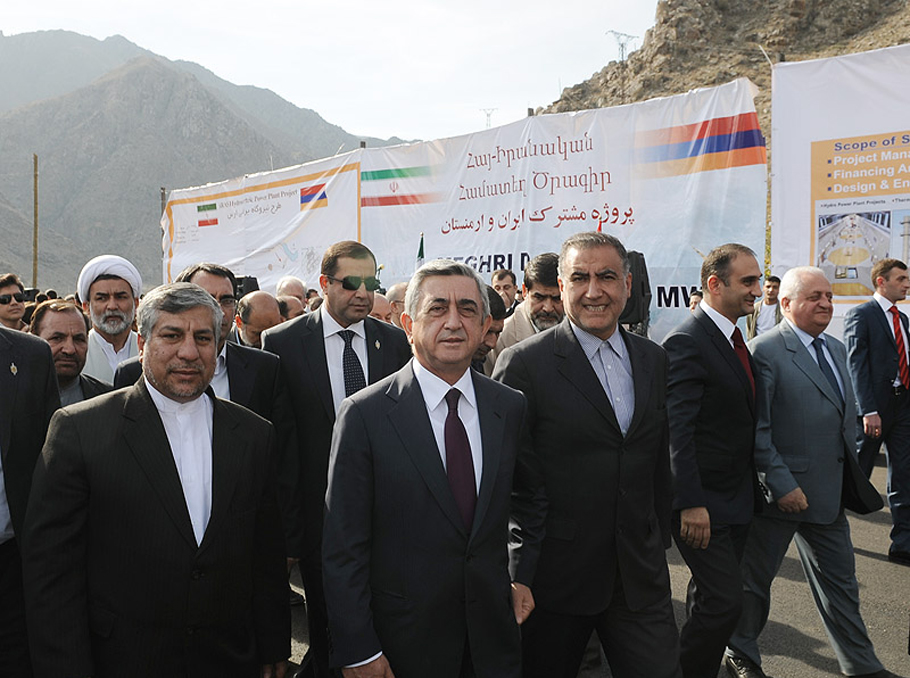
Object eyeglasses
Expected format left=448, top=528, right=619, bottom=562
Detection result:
left=215, top=296, right=236, bottom=310
left=326, top=275, right=381, bottom=292
left=0, top=293, right=24, bottom=305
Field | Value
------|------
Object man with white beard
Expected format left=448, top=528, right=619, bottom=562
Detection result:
left=77, top=255, right=142, bottom=383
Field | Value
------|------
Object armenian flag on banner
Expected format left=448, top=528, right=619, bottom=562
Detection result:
left=300, top=183, right=328, bottom=210
left=633, top=112, right=766, bottom=179
left=197, top=203, right=218, bottom=227
left=361, top=166, right=442, bottom=207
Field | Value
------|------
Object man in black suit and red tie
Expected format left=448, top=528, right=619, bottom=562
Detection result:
left=845, top=258, right=910, bottom=565
left=662, top=243, right=763, bottom=678
left=262, top=241, right=411, bottom=678
left=323, top=259, right=539, bottom=678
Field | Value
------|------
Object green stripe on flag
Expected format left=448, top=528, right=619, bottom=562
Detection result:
left=197, top=203, right=217, bottom=212
left=361, top=166, right=431, bottom=181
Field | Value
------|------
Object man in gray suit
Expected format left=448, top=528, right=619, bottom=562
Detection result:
left=724, top=267, right=891, bottom=678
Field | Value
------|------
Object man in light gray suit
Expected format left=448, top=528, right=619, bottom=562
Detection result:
left=723, top=267, right=890, bottom=678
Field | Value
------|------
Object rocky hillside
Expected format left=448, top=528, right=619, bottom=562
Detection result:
left=542, top=0, right=909, bottom=147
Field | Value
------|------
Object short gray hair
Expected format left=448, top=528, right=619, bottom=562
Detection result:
left=137, top=282, right=222, bottom=342
left=558, top=231, right=630, bottom=278
left=779, top=266, right=826, bottom=302
left=404, top=260, right=490, bottom=321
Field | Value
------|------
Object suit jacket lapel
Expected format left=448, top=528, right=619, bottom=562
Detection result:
left=225, top=343, right=253, bottom=406
left=471, top=373, right=503, bottom=543
left=870, top=301, right=898, bottom=350
left=198, top=395, right=244, bottom=554
left=365, top=318, right=391, bottom=385
left=0, top=330, right=17, bottom=459
left=387, top=367, right=467, bottom=536
left=623, top=329, right=652, bottom=438
left=781, top=324, right=843, bottom=413
left=695, top=309, right=755, bottom=411
left=123, top=382, right=197, bottom=549
left=308, top=311, right=335, bottom=423
left=553, top=322, right=621, bottom=433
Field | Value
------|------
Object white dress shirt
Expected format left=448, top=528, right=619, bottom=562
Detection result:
left=873, top=291, right=910, bottom=387
left=84, top=328, right=139, bottom=382
left=412, top=359, right=483, bottom=493
left=146, top=379, right=214, bottom=546
left=211, top=343, right=230, bottom=400
left=570, top=323, right=635, bottom=436
left=699, top=299, right=738, bottom=348
left=785, top=320, right=845, bottom=398
left=321, top=309, right=368, bottom=415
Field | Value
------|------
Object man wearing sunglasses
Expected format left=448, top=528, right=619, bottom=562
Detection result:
left=0, top=273, right=28, bottom=331
left=263, top=240, right=411, bottom=678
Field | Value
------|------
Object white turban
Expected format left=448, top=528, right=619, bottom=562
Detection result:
left=77, top=255, right=143, bottom=302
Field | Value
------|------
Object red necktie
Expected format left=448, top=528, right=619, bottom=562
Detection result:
left=731, top=327, right=755, bottom=396
left=889, top=306, right=910, bottom=388
left=444, top=389, right=476, bottom=529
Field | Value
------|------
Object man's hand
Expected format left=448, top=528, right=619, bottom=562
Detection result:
left=261, top=660, right=288, bottom=678
left=511, top=581, right=535, bottom=625
left=679, top=507, right=711, bottom=549
left=776, top=487, right=808, bottom=514
left=342, top=655, right=396, bottom=678
left=863, top=413, right=882, bottom=438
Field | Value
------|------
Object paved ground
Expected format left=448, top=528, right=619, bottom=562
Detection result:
left=288, top=456, right=910, bottom=677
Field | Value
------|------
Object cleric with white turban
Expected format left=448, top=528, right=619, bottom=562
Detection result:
left=77, top=255, right=143, bottom=383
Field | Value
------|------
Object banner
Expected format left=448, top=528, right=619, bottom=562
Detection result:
left=163, top=78, right=766, bottom=340
left=771, top=44, right=910, bottom=318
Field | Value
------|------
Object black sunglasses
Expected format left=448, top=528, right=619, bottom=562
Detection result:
left=0, top=293, right=24, bottom=305
left=326, top=275, right=381, bottom=292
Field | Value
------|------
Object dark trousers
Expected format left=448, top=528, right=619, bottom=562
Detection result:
left=857, top=390, right=910, bottom=552
left=299, top=545, right=331, bottom=678
left=0, top=539, right=32, bottom=678
left=521, top=573, right=681, bottom=678
left=673, top=518, right=750, bottom=678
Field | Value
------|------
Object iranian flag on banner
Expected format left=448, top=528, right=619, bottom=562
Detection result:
left=360, top=166, right=442, bottom=207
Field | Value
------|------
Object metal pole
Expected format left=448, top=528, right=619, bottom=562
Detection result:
left=33, top=154, right=38, bottom=287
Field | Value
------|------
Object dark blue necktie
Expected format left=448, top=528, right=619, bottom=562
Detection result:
left=812, top=337, right=843, bottom=406
left=339, top=330, right=366, bottom=397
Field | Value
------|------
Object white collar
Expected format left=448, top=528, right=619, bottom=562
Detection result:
left=321, top=307, right=366, bottom=340
left=700, top=299, right=737, bottom=341
left=411, top=359, right=477, bottom=413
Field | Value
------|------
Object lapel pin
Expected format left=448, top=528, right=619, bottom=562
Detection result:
left=10, top=362, right=17, bottom=376
left=375, top=340, right=381, bottom=350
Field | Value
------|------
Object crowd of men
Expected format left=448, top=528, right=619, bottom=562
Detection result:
left=0, top=232, right=907, bottom=678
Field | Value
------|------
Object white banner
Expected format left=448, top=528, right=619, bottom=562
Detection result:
left=163, top=78, right=767, bottom=340
left=771, top=44, right=910, bottom=322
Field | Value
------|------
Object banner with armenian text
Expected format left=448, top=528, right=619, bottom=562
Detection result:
left=163, top=78, right=766, bottom=340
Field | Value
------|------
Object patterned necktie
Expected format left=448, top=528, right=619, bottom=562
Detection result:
left=811, top=337, right=843, bottom=406
left=731, top=327, right=755, bottom=396
left=339, top=330, right=367, bottom=397
left=889, top=306, right=910, bottom=388
left=444, top=389, right=476, bottom=530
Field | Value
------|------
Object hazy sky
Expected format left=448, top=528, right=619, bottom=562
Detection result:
left=5, top=0, right=660, bottom=142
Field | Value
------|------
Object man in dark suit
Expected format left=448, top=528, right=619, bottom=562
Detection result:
left=662, top=243, right=762, bottom=678
left=30, top=299, right=112, bottom=406
left=494, top=232, right=681, bottom=678
left=725, top=266, right=891, bottom=678
left=844, top=258, right=910, bottom=566
left=0, top=325, right=59, bottom=677
left=323, top=259, right=539, bottom=678
left=262, top=241, right=411, bottom=677
left=22, top=282, right=290, bottom=678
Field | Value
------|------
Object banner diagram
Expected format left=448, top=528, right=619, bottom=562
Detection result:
left=772, top=44, right=910, bottom=308
left=163, top=78, right=767, bottom=340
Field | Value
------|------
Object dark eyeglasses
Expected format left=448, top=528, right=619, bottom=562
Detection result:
left=0, top=293, right=24, bottom=305
left=326, top=275, right=381, bottom=292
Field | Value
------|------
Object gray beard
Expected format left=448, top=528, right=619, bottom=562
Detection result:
left=92, top=308, right=133, bottom=336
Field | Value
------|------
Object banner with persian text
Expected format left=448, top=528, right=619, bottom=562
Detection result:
left=162, top=77, right=766, bottom=340
left=771, top=44, right=910, bottom=321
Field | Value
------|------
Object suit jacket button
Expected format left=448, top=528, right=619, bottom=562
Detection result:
left=837, top=457, right=844, bottom=463
left=186, top=626, right=196, bottom=636
left=192, top=570, right=204, bottom=580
